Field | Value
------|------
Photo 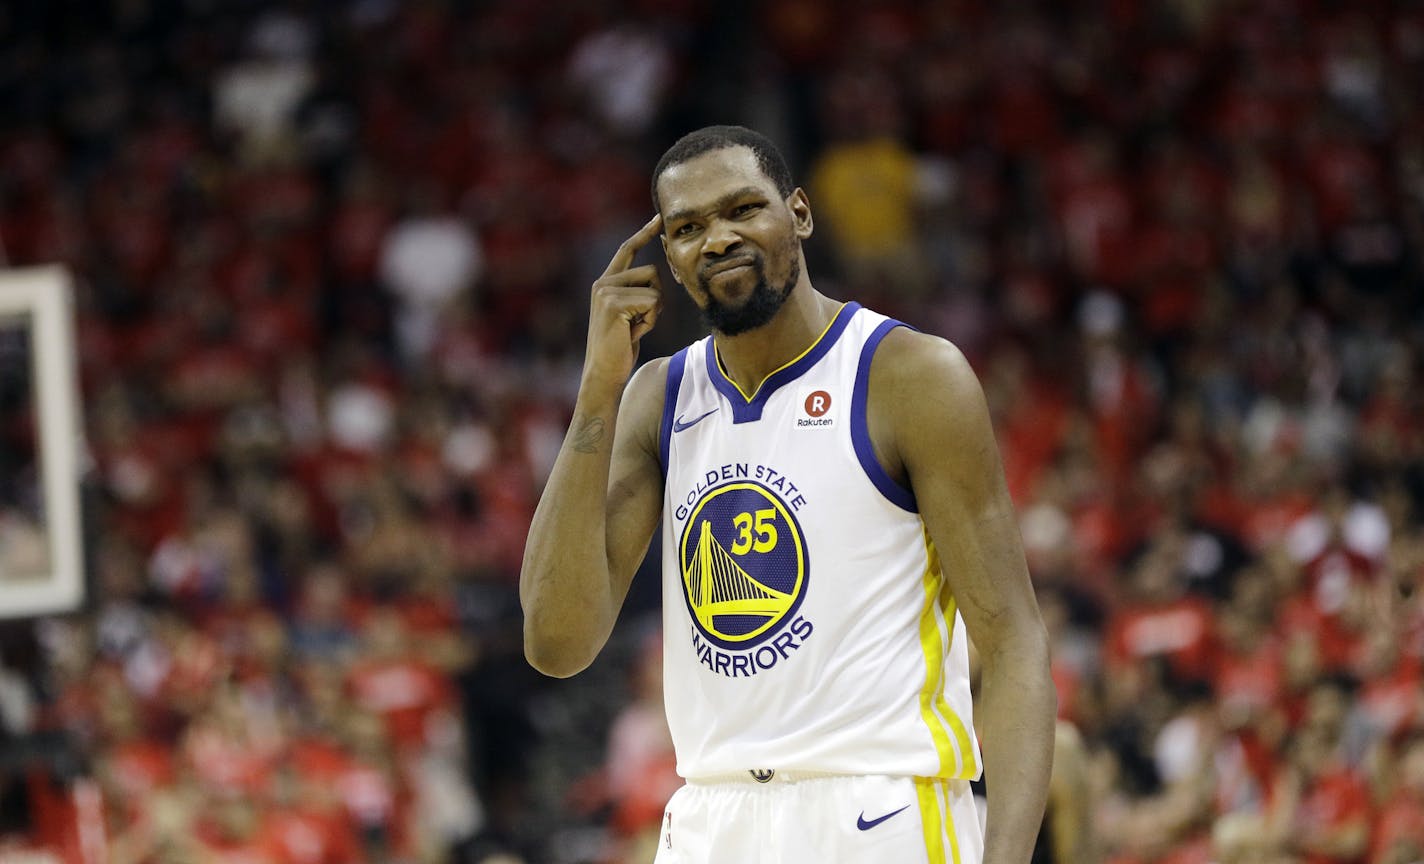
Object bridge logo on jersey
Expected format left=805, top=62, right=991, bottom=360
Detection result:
left=679, top=480, right=813, bottom=677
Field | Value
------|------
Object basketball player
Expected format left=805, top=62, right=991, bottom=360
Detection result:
left=521, top=126, right=1054, bottom=863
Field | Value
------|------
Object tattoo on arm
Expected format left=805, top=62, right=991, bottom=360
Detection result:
left=572, top=416, right=607, bottom=454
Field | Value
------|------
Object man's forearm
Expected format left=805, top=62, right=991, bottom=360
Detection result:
left=520, top=386, right=623, bottom=676
left=978, top=629, right=1056, bottom=864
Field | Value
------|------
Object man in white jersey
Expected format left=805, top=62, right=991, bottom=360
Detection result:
left=521, top=125, right=1054, bottom=864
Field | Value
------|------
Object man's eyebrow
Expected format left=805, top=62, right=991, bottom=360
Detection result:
left=661, top=186, right=767, bottom=226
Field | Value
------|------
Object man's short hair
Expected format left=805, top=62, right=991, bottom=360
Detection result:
left=652, top=125, right=795, bottom=210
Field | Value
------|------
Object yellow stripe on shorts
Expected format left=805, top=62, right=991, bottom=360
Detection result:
left=938, top=776, right=964, bottom=864
left=915, top=777, right=963, bottom=864
left=915, top=777, right=946, bottom=863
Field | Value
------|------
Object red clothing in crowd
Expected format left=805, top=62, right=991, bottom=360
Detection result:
left=192, top=817, right=284, bottom=864
left=262, top=807, right=364, bottom=864
left=333, top=760, right=415, bottom=859
left=1050, top=145, right=1137, bottom=289
left=288, top=738, right=356, bottom=792
left=1214, top=634, right=1284, bottom=714
left=1359, top=656, right=1423, bottom=739
left=346, top=658, right=453, bottom=749
left=1214, top=730, right=1277, bottom=815
left=1241, top=492, right=1316, bottom=553
left=996, top=381, right=1070, bottom=505
left=1157, top=834, right=1212, bottom=864
left=1373, top=790, right=1424, bottom=862
left=103, top=739, right=175, bottom=800
left=185, top=725, right=278, bottom=796
left=1277, top=591, right=1367, bottom=676
left=1105, top=596, right=1215, bottom=682
left=1291, top=768, right=1373, bottom=864
left=1050, top=658, right=1081, bottom=722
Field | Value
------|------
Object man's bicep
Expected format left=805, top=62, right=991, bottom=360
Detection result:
left=605, top=360, right=666, bottom=599
left=923, top=484, right=1036, bottom=655
left=890, top=337, right=1039, bottom=651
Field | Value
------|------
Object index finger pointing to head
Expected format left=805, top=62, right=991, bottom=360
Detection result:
left=603, top=214, right=664, bottom=277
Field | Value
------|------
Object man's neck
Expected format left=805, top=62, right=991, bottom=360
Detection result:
left=712, top=283, right=841, bottom=399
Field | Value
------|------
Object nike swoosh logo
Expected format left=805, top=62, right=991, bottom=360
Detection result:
left=856, top=805, right=910, bottom=831
left=672, top=408, right=718, bottom=433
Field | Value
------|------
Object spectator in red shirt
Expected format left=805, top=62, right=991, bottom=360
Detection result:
left=182, top=684, right=283, bottom=801
left=1354, top=625, right=1423, bottom=746
left=1267, top=726, right=1373, bottom=864
left=334, top=709, right=413, bottom=863
left=1105, top=541, right=1216, bottom=685
left=190, top=790, right=283, bottom=864
left=1214, top=568, right=1286, bottom=721
left=346, top=609, right=454, bottom=752
left=262, top=762, right=365, bottom=864
left=1373, top=732, right=1424, bottom=864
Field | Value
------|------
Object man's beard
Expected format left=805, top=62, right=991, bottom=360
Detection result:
left=697, top=256, right=800, bottom=336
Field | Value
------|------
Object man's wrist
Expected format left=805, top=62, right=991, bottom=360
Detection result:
left=576, top=373, right=626, bottom=408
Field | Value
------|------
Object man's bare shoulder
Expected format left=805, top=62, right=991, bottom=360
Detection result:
left=868, top=326, right=981, bottom=414
left=865, top=325, right=1000, bottom=488
left=620, top=355, right=673, bottom=448
left=626, top=354, right=672, bottom=398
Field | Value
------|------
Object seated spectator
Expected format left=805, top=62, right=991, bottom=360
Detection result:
left=1104, top=546, right=1216, bottom=686
left=288, top=564, right=361, bottom=663
left=1373, top=732, right=1424, bottom=864
left=1266, top=726, right=1372, bottom=864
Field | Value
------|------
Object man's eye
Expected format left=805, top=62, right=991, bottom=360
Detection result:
left=733, top=203, right=762, bottom=217
left=674, top=224, right=697, bottom=237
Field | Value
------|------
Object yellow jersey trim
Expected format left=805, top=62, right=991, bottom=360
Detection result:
left=938, top=573, right=980, bottom=779
left=919, top=530, right=979, bottom=780
left=917, top=535, right=958, bottom=777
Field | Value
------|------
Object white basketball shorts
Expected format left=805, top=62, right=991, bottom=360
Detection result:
left=652, top=771, right=983, bottom=864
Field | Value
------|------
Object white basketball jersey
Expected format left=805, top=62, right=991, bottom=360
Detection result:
left=657, top=302, right=982, bottom=781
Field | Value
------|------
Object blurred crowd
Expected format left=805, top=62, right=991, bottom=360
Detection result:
left=0, top=0, right=1422, bottom=862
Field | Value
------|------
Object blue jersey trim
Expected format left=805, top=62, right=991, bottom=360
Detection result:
left=851, top=319, right=918, bottom=513
left=706, top=301, right=862, bottom=424
left=659, top=349, right=689, bottom=478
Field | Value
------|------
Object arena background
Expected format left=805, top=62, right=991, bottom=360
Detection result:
left=1, top=1, right=1423, bottom=862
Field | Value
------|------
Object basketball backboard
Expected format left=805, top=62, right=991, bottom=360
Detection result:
left=0, top=266, right=85, bottom=618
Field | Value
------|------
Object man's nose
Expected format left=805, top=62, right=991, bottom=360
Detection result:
left=702, top=220, right=743, bottom=257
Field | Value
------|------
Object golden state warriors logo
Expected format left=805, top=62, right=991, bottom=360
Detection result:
left=680, top=481, right=809, bottom=651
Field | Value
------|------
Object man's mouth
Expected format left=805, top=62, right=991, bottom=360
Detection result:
left=704, top=257, right=756, bottom=278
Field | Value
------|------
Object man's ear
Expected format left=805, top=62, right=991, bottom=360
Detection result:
left=787, top=188, right=813, bottom=240
left=660, top=234, right=682, bottom=285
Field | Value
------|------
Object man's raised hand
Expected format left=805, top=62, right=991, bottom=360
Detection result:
left=584, top=214, right=664, bottom=391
